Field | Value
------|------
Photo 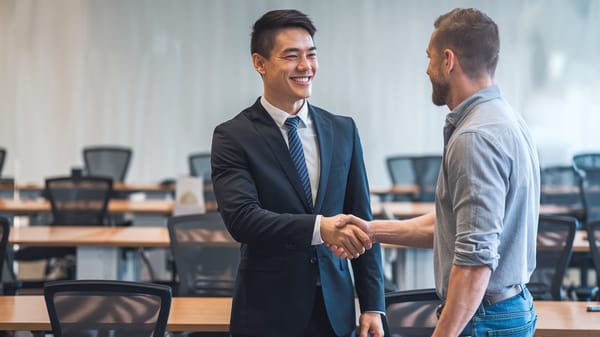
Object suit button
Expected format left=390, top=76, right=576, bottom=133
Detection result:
left=309, top=257, right=317, bottom=264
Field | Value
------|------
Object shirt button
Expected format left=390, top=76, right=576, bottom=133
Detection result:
left=309, top=257, right=317, bottom=264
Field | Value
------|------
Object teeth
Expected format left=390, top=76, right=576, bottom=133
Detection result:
left=293, top=77, right=310, bottom=82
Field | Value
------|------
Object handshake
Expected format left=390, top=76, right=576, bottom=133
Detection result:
left=321, top=214, right=373, bottom=259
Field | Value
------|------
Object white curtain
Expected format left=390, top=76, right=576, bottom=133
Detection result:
left=1, top=0, right=599, bottom=186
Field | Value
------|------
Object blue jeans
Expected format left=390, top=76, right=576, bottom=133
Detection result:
left=459, top=287, right=537, bottom=337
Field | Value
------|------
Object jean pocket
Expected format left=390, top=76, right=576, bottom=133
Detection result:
left=486, top=315, right=537, bottom=336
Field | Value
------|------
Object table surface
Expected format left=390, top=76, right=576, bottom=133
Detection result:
left=0, top=182, right=174, bottom=193
left=8, top=225, right=238, bottom=248
left=0, top=296, right=599, bottom=335
left=0, top=199, right=218, bottom=215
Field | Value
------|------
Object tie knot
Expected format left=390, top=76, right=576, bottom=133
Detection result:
left=285, top=117, right=300, bottom=131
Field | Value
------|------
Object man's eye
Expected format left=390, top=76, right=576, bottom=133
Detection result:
left=285, top=55, right=298, bottom=59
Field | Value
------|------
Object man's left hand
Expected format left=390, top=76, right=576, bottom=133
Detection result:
left=358, top=312, right=384, bottom=337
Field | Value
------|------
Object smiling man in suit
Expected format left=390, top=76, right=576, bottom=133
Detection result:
left=211, top=9, right=385, bottom=337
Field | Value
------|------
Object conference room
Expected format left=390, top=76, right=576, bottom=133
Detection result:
left=1, top=1, right=600, bottom=336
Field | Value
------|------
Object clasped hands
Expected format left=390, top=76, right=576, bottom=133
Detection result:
left=321, top=214, right=373, bottom=259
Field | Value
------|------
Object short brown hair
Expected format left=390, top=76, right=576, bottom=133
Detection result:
left=251, top=9, right=317, bottom=58
left=433, top=8, right=499, bottom=78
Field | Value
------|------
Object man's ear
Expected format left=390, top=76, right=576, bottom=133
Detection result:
left=252, top=53, right=266, bottom=75
left=443, top=49, right=455, bottom=75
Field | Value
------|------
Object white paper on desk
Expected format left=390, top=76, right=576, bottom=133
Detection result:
left=174, top=175, right=205, bottom=216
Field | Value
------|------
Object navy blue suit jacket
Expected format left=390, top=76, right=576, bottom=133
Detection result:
left=211, top=98, right=385, bottom=337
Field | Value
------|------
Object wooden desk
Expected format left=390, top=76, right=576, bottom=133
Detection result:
left=370, top=185, right=420, bottom=198
left=8, top=226, right=237, bottom=280
left=534, top=300, right=600, bottom=337
left=1, top=296, right=599, bottom=336
left=3, top=182, right=175, bottom=194
left=0, top=296, right=230, bottom=332
left=8, top=226, right=237, bottom=248
left=0, top=199, right=217, bottom=216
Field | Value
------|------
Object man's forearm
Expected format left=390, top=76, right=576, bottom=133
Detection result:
left=370, top=212, right=435, bottom=247
left=432, top=264, right=491, bottom=337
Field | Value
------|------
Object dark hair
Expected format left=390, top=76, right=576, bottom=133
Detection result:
left=433, top=8, right=499, bottom=78
left=251, top=9, right=317, bottom=58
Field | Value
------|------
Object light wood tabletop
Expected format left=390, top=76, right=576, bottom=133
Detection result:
left=0, top=199, right=218, bottom=216
left=1, top=296, right=599, bottom=336
left=0, top=182, right=175, bottom=193
left=370, top=185, right=420, bottom=196
left=0, top=296, right=231, bottom=332
left=8, top=225, right=238, bottom=248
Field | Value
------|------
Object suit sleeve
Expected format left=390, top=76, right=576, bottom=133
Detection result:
left=211, top=122, right=316, bottom=247
left=345, top=120, right=386, bottom=313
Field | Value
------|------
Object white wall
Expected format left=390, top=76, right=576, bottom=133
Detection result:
left=1, top=0, right=599, bottom=186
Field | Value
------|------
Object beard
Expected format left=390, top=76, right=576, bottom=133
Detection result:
left=431, top=77, right=449, bottom=107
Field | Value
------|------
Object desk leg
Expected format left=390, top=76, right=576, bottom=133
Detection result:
left=77, top=247, right=141, bottom=280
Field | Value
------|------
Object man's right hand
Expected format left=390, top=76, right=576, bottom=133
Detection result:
left=321, top=214, right=372, bottom=259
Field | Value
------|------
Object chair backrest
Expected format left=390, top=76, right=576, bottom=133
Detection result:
left=573, top=153, right=600, bottom=172
left=580, top=168, right=600, bottom=225
left=83, top=146, right=132, bottom=182
left=44, top=280, right=172, bottom=337
left=45, top=176, right=113, bottom=226
left=384, top=288, right=441, bottom=337
left=527, top=215, right=577, bottom=300
left=167, top=212, right=239, bottom=297
left=540, top=165, right=584, bottom=208
left=188, top=152, right=211, bottom=180
left=412, top=155, right=442, bottom=202
left=386, top=155, right=416, bottom=186
left=0, top=147, right=5, bottom=176
left=0, top=217, right=9, bottom=279
left=587, top=220, right=600, bottom=289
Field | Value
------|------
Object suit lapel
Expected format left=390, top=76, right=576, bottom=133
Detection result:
left=248, top=100, right=313, bottom=212
left=310, top=105, right=333, bottom=213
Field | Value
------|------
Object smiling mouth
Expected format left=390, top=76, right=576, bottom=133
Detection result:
left=290, top=76, right=312, bottom=83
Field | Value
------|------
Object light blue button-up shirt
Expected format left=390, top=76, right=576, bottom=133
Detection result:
left=434, top=85, right=540, bottom=298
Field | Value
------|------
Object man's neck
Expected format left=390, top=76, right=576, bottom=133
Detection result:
left=447, top=76, right=493, bottom=110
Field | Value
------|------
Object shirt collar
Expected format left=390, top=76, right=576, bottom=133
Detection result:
left=260, top=96, right=310, bottom=129
left=445, top=85, right=501, bottom=128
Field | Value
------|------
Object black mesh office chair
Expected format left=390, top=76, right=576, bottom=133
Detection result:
left=83, top=146, right=132, bottom=183
left=189, top=152, right=211, bottom=180
left=386, top=155, right=416, bottom=186
left=0, top=147, right=5, bottom=176
left=45, top=176, right=113, bottom=226
left=7, top=176, right=113, bottom=294
left=527, top=215, right=577, bottom=300
left=0, top=217, right=9, bottom=295
left=189, top=152, right=215, bottom=205
left=167, top=212, right=239, bottom=297
left=586, top=220, right=600, bottom=301
left=44, top=280, right=172, bottom=337
left=580, top=168, right=600, bottom=227
left=385, top=155, right=417, bottom=201
left=384, top=288, right=441, bottom=337
left=540, top=165, right=585, bottom=223
left=412, top=155, right=442, bottom=202
left=573, top=153, right=600, bottom=172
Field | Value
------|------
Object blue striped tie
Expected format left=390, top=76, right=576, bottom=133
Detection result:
left=285, top=117, right=313, bottom=210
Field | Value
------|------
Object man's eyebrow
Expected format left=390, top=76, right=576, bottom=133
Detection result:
left=281, top=46, right=317, bottom=53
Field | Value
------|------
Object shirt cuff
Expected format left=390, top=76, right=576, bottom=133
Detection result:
left=364, top=310, right=386, bottom=316
left=311, top=214, right=324, bottom=245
